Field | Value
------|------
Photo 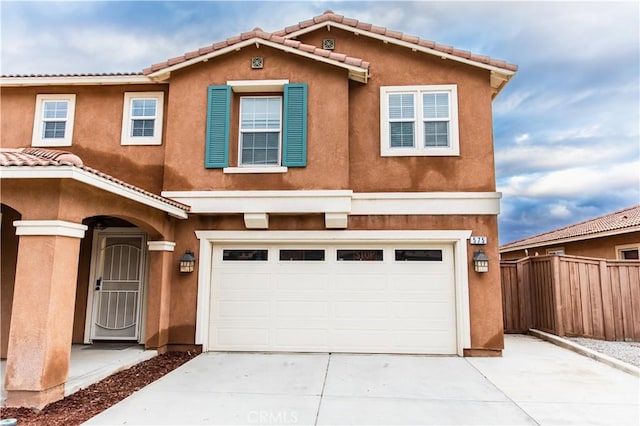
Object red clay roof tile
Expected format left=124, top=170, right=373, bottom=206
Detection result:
left=500, top=205, right=640, bottom=251
left=279, top=11, right=518, bottom=72
left=0, top=148, right=190, bottom=211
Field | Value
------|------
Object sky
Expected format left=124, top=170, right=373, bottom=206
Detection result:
left=1, top=0, right=638, bottom=245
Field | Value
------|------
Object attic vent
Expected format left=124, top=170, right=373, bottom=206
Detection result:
left=251, top=57, right=264, bottom=69
left=322, top=39, right=335, bottom=50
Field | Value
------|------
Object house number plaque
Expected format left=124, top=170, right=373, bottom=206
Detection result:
left=470, top=236, right=487, bottom=245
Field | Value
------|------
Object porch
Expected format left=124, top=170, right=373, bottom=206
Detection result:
left=1, top=344, right=157, bottom=406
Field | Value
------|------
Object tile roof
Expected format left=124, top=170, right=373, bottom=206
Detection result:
left=275, top=10, right=518, bottom=73
left=500, top=205, right=640, bottom=251
left=0, top=148, right=190, bottom=212
left=143, top=28, right=370, bottom=76
left=1, top=72, right=143, bottom=78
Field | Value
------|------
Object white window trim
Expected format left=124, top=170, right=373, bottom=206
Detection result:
left=32, top=94, right=76, bottom=147
left=615, top=243, right=640, bottom=260
left=380, top=85, right=459, bottom=157
left=238, top=95, right=283, bottom=167
left=121, top=92, right=164, bottom=146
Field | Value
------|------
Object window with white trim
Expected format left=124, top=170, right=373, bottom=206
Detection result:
left=615, top=244, right=640, bottom=260
left=32, top=94, right=76, bottom=147
left=239, top=96, right=282, bottom=166
left=121, top=92, right=164, bottom=145
left=380, top=85, right=459, bottom=156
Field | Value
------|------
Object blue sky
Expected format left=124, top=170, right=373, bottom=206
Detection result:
left=1, top=1, right=638, bottom=244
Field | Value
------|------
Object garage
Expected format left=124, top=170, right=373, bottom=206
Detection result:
left=207, top=242, right=458, bottom=354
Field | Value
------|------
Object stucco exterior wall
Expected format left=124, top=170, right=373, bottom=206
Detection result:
left=501, top=231, right=640, bottom=260
left=298, top=27, right=497, bottom=192
left=166, top=213, right=503, bottom=352
left=162, top=45, right=351, bottom=191
left=0, top=84, right=168, bottom=193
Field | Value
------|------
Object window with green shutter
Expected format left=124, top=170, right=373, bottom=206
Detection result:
left=205, top=82, right=307, bottom=170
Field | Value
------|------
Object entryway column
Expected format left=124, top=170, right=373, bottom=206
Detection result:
left=5, top=220, right=87, bottom=408
left=145, top=241, right=175, bottom=352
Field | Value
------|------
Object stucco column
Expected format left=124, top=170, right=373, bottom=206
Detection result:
left=144, top=241, right=175, bottom=353
left=5, top=220, right=87, bottom=409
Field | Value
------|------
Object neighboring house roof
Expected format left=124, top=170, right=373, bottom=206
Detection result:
left=143, top=27, right=371, bottom=83
left=500, top=205, right=640, bottom=252
left=0, top=148, right=189, bottom=219
left=276, top=10, right=518, bottom=96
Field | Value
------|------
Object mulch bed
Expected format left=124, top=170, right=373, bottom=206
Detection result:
left=1, top=351, right=198, bottom=426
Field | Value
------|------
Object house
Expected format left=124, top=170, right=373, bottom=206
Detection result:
left=0, top=11, right=517, bottom=408
left=500, top=205, right=640, bottom=260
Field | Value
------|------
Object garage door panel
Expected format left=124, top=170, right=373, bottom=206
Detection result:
left=216, top=328, right=269, bottom=347
left=275, top=301, right=329, bottom=317
left=210, top=243, right=457, bottom=354
left=216, top=272, right=268, bottom=290
left=273, top=273, right=329, bottom=290
left=216, top=301, right=270, bottom=318
left=393, top=302, right=455, bottom=319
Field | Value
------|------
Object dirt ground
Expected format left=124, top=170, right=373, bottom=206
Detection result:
left=0, top=351, right=198, bottom=426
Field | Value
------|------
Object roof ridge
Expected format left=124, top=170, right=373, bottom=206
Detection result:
left=274, top=10, right=518, bottom=73
left=143, top=28, right=370, bottom=75
left=501, top=205, right=640, bottom=249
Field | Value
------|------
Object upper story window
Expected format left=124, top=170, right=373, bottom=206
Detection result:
left=121, top=92, right=164, bottom=145
left=205, top=81, right=307, bottom=173
left=380, top=85, right=459, bottom=157
left=239, top=96, right=282, bottom=166
left=32, top=94, right=76, bottom=147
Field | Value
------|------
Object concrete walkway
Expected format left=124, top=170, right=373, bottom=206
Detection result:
left=1, top=344, right=156, bottom=406
left=86, top=335, right=640, bottom=425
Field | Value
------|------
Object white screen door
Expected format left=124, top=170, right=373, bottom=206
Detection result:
left=90, top=233, right=146, bottom=340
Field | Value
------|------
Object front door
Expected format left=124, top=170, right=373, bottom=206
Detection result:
left=89, top=231, right=146, bottom=341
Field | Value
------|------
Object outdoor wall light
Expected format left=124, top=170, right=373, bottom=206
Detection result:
left=473, top=250, right=490, bottom=273
left=179, top=250, right=196, bottom=273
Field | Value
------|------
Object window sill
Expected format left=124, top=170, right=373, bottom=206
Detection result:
left=223, top=166, right=288, bottom=174
left=381, top=148, right=460, bottom=157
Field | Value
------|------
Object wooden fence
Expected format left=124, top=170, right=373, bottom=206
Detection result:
left=501, top=254, right=640, bottom=341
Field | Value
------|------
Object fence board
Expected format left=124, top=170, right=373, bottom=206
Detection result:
left=501, top=255, right=640, bottom=342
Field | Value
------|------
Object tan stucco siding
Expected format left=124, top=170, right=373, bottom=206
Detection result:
left=501, top=231, right=640, bottom=260
left=162, top=46, right=351, bottom=191
left=167, top=213, right=503, bottom=351
left=0, top=85, right=168, bottom=193
left=299, top=28, right=497, bottom=192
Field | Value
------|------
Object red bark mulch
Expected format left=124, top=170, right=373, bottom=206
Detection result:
left=1, top=351, right=198, bottom=426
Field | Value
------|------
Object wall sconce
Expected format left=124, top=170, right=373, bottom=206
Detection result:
left=179, top=250, right=196, bottom=273
left=473, top=250, right=489, bottom=273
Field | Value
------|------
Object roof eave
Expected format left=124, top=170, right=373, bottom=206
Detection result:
left=283, top=21, right=515, bottom=94
left=0, top=166, right=189, bottom=219
left=0, top=75, right=164, bottom=87
left=145, top=38, right=369, bottom=83
left=499, top=225, right=640, bottom=253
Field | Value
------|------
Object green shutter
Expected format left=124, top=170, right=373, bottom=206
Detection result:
left=282, top=83, right=307, bottom=167
left=205, top=85, right=230, bottom=168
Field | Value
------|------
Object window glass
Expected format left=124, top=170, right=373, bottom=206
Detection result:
left=42, top=100, right=69, bottom=139
left=337, top=249, right=384, bottom=261
left=621, top=249, right=639, bottom=260
left=240, top=97, right=282, bottom=166
left=223, top=250, right=268, bottom=261
left=388, top=93, right=415, bottom=148
left=279, top=250, right=325, bottom=261
left=132, top=99, right=156, bottom=117
left=121, top=92, right=163, bottom=145
left=395, top=249, right=443, bottom=261
left=424, top=121, right=449, bottom=147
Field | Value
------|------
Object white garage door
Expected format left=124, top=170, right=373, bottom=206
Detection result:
left=208, top=243, right=457, bottom=354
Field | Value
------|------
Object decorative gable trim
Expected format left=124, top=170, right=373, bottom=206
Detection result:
left=145, top=37, right=370, bottom=83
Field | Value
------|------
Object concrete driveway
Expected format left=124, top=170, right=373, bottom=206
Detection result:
left=86, top=335, right=640, bottom=425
